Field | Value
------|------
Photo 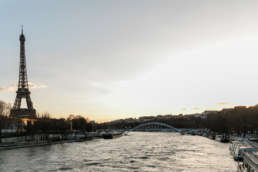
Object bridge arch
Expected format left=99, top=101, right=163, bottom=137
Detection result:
left=128, top=122, right=181, bottom=132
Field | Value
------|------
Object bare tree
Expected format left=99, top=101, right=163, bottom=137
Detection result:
left=0, top=100, right=5, bottom=116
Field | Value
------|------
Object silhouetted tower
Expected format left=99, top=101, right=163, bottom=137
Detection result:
left=10, top=28, right=36, bottom=119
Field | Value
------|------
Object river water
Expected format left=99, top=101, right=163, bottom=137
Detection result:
left=0, top=132, right=237, bottom=172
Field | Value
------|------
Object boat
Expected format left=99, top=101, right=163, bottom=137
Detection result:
left=233, top=143, right=254, bottom=161
left=237, top=148, right=258, bottom=172
left=102, top=132, right=123, bottom=139
left=102, top=133, right=113, bottom=139
left=230, top=141, right=240, bottom=156
left=180, top=131, right=185, bottom=135
left=220, top=134, right=230, bottom=143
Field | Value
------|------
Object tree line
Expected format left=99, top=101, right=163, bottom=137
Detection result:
left=2, top=99, right=258, bottom=135
left=98, top=105, right=258, bottom=135
left=0, top=101, right=94, bottom=136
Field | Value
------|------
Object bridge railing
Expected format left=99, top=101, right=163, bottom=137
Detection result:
left=126, top=122, right=181, bottom=132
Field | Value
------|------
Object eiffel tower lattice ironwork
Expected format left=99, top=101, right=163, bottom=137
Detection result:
left=10, top=28, right=36, bottom=119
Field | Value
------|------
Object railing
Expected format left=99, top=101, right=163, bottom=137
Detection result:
left=127, top=122, right=181, bottom=132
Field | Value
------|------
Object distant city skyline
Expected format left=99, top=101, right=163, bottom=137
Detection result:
left=1, top=1, right=258, bottom=121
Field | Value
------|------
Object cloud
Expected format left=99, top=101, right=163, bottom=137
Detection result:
left=28, top=82, right=48, bottom=89
left=0, top=82, right=47, bottom=92
left=216, top=102, right=229, bottom=106
left=88, top=81, right=111, bottom=95
left=0, top=84, right=17, bottom=92
left=192, top=107, right=200, bottom=110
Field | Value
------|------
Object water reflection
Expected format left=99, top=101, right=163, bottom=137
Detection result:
left=0, top=132, right=237, bottom=172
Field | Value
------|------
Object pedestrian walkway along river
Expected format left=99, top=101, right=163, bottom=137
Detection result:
left=0, top=132, right=237, bottom=172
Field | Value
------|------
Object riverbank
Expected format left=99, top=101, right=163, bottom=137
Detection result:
left=0, top=131, right=124, bottom=151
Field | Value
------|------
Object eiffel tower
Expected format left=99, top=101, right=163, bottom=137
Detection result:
left=10, top=28, right=36, bottom=119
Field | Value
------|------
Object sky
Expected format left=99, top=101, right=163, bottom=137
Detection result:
left=1, top=1, right=258, bottom=121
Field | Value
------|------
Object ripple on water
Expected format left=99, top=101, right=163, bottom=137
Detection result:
left=0, top=132, right=237, bottom=172
left=58, top=167, right=73, bottom=171
left=130, top=160, right=136, bottom=163
left=85, top=162, right=102, bottom=166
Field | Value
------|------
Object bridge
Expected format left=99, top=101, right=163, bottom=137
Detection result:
left=126, top=122, right=181, bottom=132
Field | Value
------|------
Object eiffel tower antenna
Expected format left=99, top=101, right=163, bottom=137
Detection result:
left=10, top=28, right=36, bottom=119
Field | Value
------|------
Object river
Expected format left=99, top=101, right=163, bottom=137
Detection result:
left=0, top=132, right=237, bottom=172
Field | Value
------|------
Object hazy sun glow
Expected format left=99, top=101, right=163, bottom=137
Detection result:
left=1, top=1, right=258, bottom=121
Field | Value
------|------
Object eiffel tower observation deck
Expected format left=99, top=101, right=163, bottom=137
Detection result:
left=10, top=28, right=37, bottom=119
